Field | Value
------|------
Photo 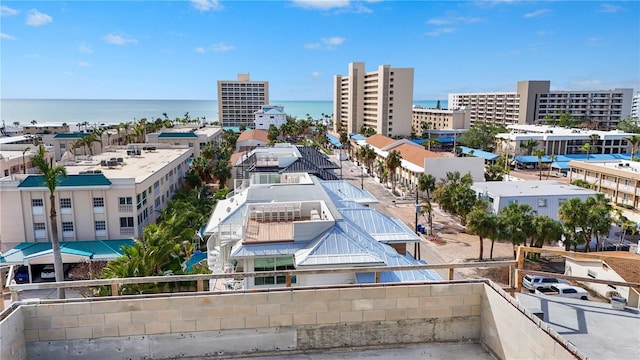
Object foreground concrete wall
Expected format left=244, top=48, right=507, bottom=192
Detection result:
left=0, top=305, right=26, bottom=360
left=480, top=284, right=579, bottom=359
left=19, top=283, right=483, bottom=360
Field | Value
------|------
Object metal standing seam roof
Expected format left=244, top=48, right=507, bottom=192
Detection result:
left=17, top=174, right=112, bottom=188
left=53, top=132, right=90, bottom=139
left=319, top=181, right=378, bottom=204
left=339, top=208, right=421, bottom=243
left=0, top=239, right=135, bottom=263
left=230, top=241, right=311, bottom=258
left=158, top=132, right=198, bottom=138
left=327, top=133, right=342, bottom=148
left=459, top=146, right=500, bottom=161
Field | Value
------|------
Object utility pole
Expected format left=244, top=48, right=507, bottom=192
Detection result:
left=361, top=162, right=364, bottom=190
left=414, top=183, right=421, bottom=260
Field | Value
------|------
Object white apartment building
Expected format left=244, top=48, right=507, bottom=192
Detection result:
left=495, top=124, right=636, bottom=156
left=217, top=73, right=269, bottom=128
left=632, top=92, right=640, bottom=120
left=333, top=62, right=414, bottom=137
left=254, top=105, right=286, bottom=130
left=146, top=125, right=223, bottom=158
left=0, top=140, right=54, bottom=177
left=411, top=105, right=471, bottom=133
left=448, top=80, right=633, bottom=130
left=0, top=147, right=192, bottom=252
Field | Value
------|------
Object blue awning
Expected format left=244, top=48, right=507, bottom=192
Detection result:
left=459, top=146, right=500, bottom=161
left=327, top=133, right=342, bottom=148
left=550, top=162, right=570, bottom=170
left=515, top=155, right=554, bottom=163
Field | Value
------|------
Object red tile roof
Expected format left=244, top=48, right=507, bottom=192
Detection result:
left=365, top=134, right=395, bottom=149
left=237, top=129, right=269, bottom=143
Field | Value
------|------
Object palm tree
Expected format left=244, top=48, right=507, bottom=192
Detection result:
left=558, top=198, right=589, bottom=251
left=466, top=205, right=496, bottom=261
left=419, top=174, right=436, bottom=235
left=360, top=145, right=376, bottom=175
left=581, top=142, right=592, bottom=160
left=532, top=149, right=545, bottom=180
left=497, top=203, right=536, bottom=258
left=585, top=194, right=612, bottom=252
left=385, top=150, right=402, bottom=193
left=520, top=139, right=538, bottom=155
left=22, top=146, right=31, bottom=174
left=627, top=135, right=639, bottom=161
left=529, top=215, right=563, bottom=259
left=32, top=145, right=67, bottom=299
left=546, top=154, right=557, bottom=180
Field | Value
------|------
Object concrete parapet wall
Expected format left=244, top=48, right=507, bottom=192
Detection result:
left=0, top=281, right=579, bottom=360
left=480, top=284, right=580, bottom=359
left=19, top=283, right=484, bottom=359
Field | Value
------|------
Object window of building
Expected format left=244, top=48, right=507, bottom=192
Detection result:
left=32, top=198, right=44, bottom=215
left=120, top=217, right=134, bottom=228
left=537, top=199, right=547, bottom=207
left=62, top=222, right=74, bottom=232
left=32, top=199, right=44, bottom=207
left=95, top=221, right=106, bottom=231
left=254, top=257, right=296, bottom=285
left=93, top=197, right=104, bottom=208
left=34, top=222, right=46, bottom=238
left=119, top=197, right=133, bottom=205
left=60, top=198, right=72, bottom=208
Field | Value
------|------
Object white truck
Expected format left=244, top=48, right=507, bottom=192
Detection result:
left=535, top=284, right=589, bottom=300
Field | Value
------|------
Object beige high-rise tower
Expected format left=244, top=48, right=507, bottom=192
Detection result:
left=333, top=62, right=414, bottom=137
left=217, top=73, right=269, bottom=128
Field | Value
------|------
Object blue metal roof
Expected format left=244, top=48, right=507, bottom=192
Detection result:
left=459, top=146, right=500, bottom=161
left=320, top=180, right=378, bottom=205
left=230, top=241, right=310, bottom=258
left=411, top=137, right=454, bottom=145
left=550, top=162, right=570, bottom=170
left=327, top=133, right=342, bottom=148
left=339, top=208, right=421, bottom=243
left=18, top=174, right=112, bottom=188
left=296, top=225, right=384, bottom=267
left=515, top=155, right=554, bottom=163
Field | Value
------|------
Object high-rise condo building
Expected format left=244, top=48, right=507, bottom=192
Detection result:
left=448, top=80, right=633, bottom=130
left=333, top=62, right=414, bottom=137
left=217, top=74, right=269, bottom=128
left=632, top=92, right=640, bottom=120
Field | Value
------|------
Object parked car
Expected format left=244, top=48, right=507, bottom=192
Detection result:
left=40, top=265, right=56, bottom=280
left=522, top=275, right=562, bottom=292
left=13, top=266, right=29, bottom=284
left=535, top=284, right=589, bottom=300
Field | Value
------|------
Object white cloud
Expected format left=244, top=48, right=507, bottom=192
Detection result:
left=210, top=43, right=234, bottom=52
left=523, top=9, right=550, bottom=18
left=64, top=71, right=75, bottom=76
left=0, top=32, right=17, bottom=40
left=305, top=37, right=345, bottom=50
left=322, top=37, right=345, bottom=46
left=425, top=28, right=457, bottom=37
left=291, top=0, right=350, bottom=10
left=427, top=15, right=483, bottom=25
left=598, top=4, right=623, bottom=13
left=1, top=5, right=19, bottom=17
left=311, top=71, right=321, bottom=77
left=26, top=9, right=52, bottom=26
left=191, top=0, right=222, bottom=12
left=25, top=53, right=42, bottom=58
left=103, top=32, right=138, bottom=45
left=77, top=61, right=90, bottom=67
left=194, top=46, right=207, bottom=53
left=79, top=43, right=93, bottom=54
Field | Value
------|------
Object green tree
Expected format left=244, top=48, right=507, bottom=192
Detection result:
left=585, top=194, right=612, bottom=252
left=239, top=123, right=247, bottom=131
left=457, top=121, right=506, bottom=152
left=432, top=171, right=476, bottom=225
left=557, top=111, right=578, bottom=127
left=520, top=139, right=539, bottom=156
left=32, top=145, right=68, bottom=299
left=529, top=215, right=563, bottom=259
left=558, top=198, right=589, bottom=251
left=22, top=146, right=31, bottom=174
left=626, top=135, right=639, bottom=161
left=581, top=142, right=592, bottom=160
left=616, top=116, right=640, bottom=134
left=385, top=150, right=402, bottom=192
left=532, top=149, right=545, bottom=180
left=571, top=179, right=591, bottom=189
left=497, top=203, right=536, bottom=257
left=267, top=124, right=279, bottom=144
left=466, top=205, right=496, bottom=261
left=418, top=174, right=436, bottom=235
left=546, top=154, right=557, bottom=179
left=484, top=164, right=504, bottom=181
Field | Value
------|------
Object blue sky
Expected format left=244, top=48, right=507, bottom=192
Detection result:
left=1, top=0, right=638, bottom=100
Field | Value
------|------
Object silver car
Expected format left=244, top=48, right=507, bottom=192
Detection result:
left=522, top=275, right=560, bottom=291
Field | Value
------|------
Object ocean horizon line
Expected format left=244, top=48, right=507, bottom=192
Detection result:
left=1, top=98, right=445, bottom=102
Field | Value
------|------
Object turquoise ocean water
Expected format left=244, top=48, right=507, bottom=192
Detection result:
left=0, top=99, right=447, bottom=127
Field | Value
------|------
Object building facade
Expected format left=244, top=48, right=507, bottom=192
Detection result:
left=146, top=126, right=222, bottom=158
left=568, top=160, right=640, bottom=209
left=217, top=73, right=269, bottom=128
left=333, top=62, right=414, bottom=137
left=411, top=105, right=471, bottom=133
left=495, top=124, right=636, bottom=156
left=448, top=80, right=633, bottom=129
left=254, top=105, right=286, bottom=130
left=632, top=92, right=640, bottom=120
left=0, top=147, right=192, bottom=252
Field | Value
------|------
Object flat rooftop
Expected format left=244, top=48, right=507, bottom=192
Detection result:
left=472, top=180, right=597, bottom=197
left=517, top=293, right=640, bottom=360
left=500, top=124, right=634, bottom=139
left=63, top=147, right=191, bottom=183
left=569, top=160, right=640, bottom=175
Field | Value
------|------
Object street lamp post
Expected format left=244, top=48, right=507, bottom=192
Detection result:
left=361, top=162, right=364, bottom=190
